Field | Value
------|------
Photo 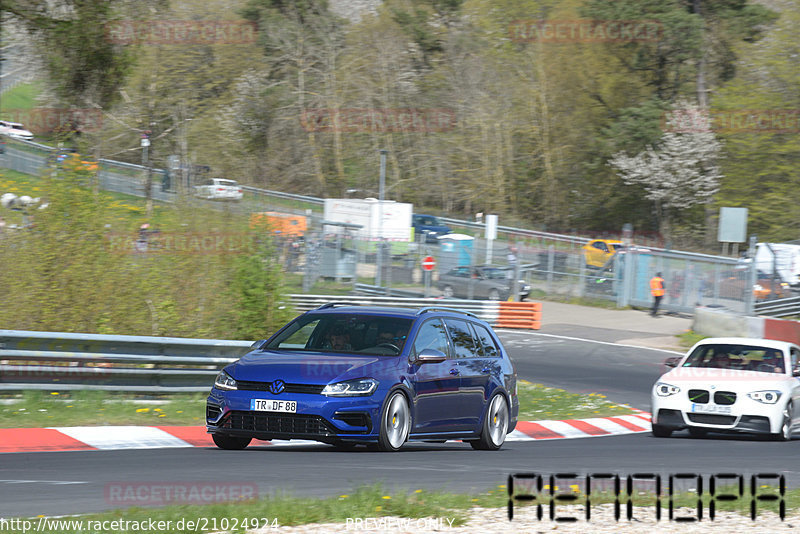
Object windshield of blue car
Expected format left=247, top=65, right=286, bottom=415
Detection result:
left=265, top=314, right=413, bottom=355
left=682, top=344, right=785, bottom=372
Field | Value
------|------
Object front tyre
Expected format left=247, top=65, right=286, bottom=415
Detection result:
left=651, top=424, right=673, bottom=438
left=212, top=433, right=251, bottom=450
left=377, top=391, right=411, bottom=452
left=471, top=393, right=509, bottom=450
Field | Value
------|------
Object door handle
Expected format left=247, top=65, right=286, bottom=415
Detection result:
left=449, top=368, right=460, bottom=376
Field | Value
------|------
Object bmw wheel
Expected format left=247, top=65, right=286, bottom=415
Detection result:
left=488, top=289, right=501, bottom=301
left=442, top=286, right=454, bottom=298
left=212, top=433, right=251, bottom=450
left=651, top=424, right=672, bottom=438
left=471, top=393, right=509, bottom=450
left=377, top=391, right=411, bottom=452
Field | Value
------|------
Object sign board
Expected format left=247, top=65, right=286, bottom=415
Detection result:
left=485, top=214, right=498, bottom=240
left=140, top=138, right=150, bottom=147
left=718, top=207, right=748, bottom=243
left=422, top=256, right=436, bottom=271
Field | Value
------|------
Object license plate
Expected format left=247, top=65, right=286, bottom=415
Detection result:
left=691, top=403, right=731, bottom=414
left=250, top=399, right=297, bottom=413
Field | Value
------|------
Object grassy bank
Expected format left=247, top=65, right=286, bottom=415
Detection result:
left=0, top=382, right=637, bottom=429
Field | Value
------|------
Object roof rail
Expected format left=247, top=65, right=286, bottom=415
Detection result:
left=315, top=302, right=359, bottom=310
left=416, top=306, right=478, bottom=318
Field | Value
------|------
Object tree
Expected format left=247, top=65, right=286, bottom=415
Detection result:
left=609, top=102, right=722, bottom=243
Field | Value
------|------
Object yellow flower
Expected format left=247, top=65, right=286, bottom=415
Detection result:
left=375, top=506, right=382, bottom=512
left=339, top=495, right=348, bottom=499
left=154, top=408, right=163, bottom=412
left=176, top=410, right=183, bottom=414
left=67, top=405, right=74, bottom=408
left=414, top=489, right=422, bottom=493
left=498, top=485, right=506, bottom=489
left=382, top=496, right=391, bottom=500
left=50, top=392, right=59, bottom=396
left=157, top=414, right=166, bottom=418
left=136, top=408, right=149, bottom=413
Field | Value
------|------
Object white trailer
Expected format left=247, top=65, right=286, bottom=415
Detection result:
left=755, top=243, right=800, bottom=287
left=323, top=198, right=413, bottom=243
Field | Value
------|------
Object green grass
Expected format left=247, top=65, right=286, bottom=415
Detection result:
left=677, top=330, right=707, bottom=348
left=0, top=82, right=42, bottom=113
left=2, top=482, right=799, bottom=532
left=0, top=391, right=206, bottom=428
left=516, top=381, right=637, bottom=420
left=0, top=382, right=636, bottom=429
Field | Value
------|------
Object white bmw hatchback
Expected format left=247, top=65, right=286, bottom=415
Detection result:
left=651, top=337, right=800, bottom=440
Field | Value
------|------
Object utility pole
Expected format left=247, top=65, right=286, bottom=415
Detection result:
left=375, top=149, right=387, bottom=289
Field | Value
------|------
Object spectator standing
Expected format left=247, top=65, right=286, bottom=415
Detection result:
left=650, top=272, right=665, bottom=317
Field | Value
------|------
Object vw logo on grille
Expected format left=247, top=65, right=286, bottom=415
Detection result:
left=270, top=380, right=285, bottom=395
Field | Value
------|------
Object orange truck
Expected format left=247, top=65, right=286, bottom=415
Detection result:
left=249, top=211, right=307, bottom=238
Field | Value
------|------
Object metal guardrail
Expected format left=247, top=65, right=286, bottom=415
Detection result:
left=289, top=294, right=502, bottom=321
left=0, top=294, right=526, bottom=391
left=0, top=330, right=252, bottom=392
left=754, top=296, right=800, bottom=318
left=352, top=283, right=424, bottom=298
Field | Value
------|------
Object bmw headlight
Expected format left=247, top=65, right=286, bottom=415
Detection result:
left=214, top=370, right=238, bottom=391
left=322, top=378, right=378, bottom=397
left=655, top=382, right=680, bottom=397
left=747, top=390, right=782, bottom=404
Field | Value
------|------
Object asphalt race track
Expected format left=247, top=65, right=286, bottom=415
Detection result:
left=2, top=328, right=799, bottom=518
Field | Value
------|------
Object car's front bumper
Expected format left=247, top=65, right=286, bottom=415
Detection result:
left=651, top=394, right=785, bottom=435
left=206, top=388, right=384, bottom=443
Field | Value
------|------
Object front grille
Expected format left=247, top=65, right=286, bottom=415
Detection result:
left=688, top=389, right=709, bottom=403
left=236, top=381, right=325, bottom=395
left=687, top=414, right=736, bottom=425
left=206, top=404, right=222, bottom=421
left=714, top=391, right=737, bottom=405
left=222, top=411, right=334, bottom=436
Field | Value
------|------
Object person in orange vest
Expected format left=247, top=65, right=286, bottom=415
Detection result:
left=650, top=272, right=665, bottom=317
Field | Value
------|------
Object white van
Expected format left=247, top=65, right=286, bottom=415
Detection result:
left=755, top=243, right=800, bottom=287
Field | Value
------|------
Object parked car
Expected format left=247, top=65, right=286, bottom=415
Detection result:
left=0, top=134, right=5, bottom=153
left=651, top=337, right=800, bottom=440
left=412, top=214, right=451, bottom=243
left=0, top=120, right=34, bottom=141
left=207, top=303, right=519, bottom=451
left=194, top=178, right=243, bottom=201
left=437, top=265, right=530, bottom=301
left=582, top=239, right=625, bottom=269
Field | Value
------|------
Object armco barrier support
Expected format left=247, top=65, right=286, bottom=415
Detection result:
left=494, top=301, right=542, bottom=330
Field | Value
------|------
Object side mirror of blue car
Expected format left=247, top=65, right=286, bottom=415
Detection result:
left=416, top=348, right=447, bottom=364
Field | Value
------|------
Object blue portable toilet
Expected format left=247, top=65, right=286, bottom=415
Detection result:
left=438, top=233, right=475, bottom=271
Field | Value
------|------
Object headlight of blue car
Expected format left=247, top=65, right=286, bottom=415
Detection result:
left=214, top=370, right=238, bottom=391
left=322, top=378, right=378, bottom=397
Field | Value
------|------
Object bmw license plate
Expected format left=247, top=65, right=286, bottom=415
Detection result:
left=250, top=399, right=297, bottom=413
left=691, top=403, right=731, bottom=414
